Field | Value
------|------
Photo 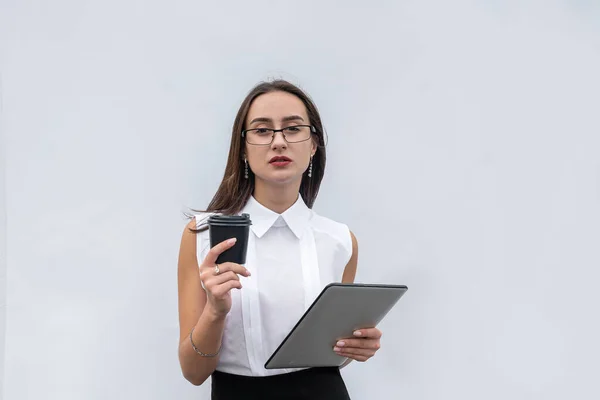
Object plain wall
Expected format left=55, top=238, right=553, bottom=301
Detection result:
left=2, top=1, right=600, bottom=399
left=0, top=72, right=7, bottom=400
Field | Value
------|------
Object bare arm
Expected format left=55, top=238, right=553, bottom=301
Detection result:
left=336, top=230, right=383, bottom=366
left=177, top=220, right=248, bottom=385
left=177, top=220, right=223, bottom=385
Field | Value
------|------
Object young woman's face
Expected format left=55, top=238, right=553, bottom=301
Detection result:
left=244, top=91, right=316, bottom=186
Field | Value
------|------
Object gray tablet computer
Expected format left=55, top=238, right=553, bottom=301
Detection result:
left=264, top=283, right=408, bottom=369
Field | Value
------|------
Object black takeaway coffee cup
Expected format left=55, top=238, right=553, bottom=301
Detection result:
left=208, top=213, right=252, bottom=265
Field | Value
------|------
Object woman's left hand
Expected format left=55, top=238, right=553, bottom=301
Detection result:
left=333, top=328, right=382, bottom=362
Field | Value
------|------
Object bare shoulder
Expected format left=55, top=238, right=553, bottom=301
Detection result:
left=179, top=219, right=198, bottom=264
left=350, top=230, right=358, bottom=250
left=184, top=218, right=198, bottom=237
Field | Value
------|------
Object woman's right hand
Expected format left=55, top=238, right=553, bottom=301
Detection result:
left=199, top=238, right=251, bottom=318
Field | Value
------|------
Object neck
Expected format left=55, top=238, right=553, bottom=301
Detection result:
left=253, top=178, right=301, bottom=214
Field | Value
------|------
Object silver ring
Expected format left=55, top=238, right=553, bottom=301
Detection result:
left=214, top=264, right=220, bottom=275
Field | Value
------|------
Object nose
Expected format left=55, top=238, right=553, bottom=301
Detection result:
left=271, top=130, right=287, bottom=150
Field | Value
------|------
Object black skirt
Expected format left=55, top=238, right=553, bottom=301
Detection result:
left=211, top=367, right=351, bottom=400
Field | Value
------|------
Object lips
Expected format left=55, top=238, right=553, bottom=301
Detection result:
left=269, top=156, right=292, bottom=163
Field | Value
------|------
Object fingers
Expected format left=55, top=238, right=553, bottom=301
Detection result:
left=334, top=347, right=373, bottom=362
left=203, top=238, right=238, bottom=265
left=200, top=262, right=250, bottom=295
left=352, top=328, right=382, bottom=339
left=334, top=338, right=380, bottom=351
left=199, top=262, right=250, bottom=283
left=333, top=339, right=380, bottom=362
left=210, top=271, right=241, bottom=285
left=211, top=279, right=243, bottom=297
left=210, top=262, right=251, bottom=278
left=202, top=273, right=243, bottom=297
left=333, top=330, right=382, bottom=362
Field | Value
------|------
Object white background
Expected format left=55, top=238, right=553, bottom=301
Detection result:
left=1, top=0, right=599, bottom=399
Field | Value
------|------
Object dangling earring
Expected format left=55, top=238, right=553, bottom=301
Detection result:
left=308, top=156, right=313, bottom=178
left=244, top=158, right=249, bottom=179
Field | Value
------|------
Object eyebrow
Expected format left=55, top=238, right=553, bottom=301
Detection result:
left=248, top=115, right=305, bottom=125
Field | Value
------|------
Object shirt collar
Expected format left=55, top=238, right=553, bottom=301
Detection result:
left=242, top=194, right=311, bottom=239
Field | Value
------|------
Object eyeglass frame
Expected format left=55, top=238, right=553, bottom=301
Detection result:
left=241, top=124, right=317, bottom=145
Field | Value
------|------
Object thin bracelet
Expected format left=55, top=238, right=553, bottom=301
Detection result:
left=189, top=326, right=221, bottom=357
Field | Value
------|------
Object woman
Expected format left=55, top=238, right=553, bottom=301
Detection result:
left=177, top=80, right=382, bottom=399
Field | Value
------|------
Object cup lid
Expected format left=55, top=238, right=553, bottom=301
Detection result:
left=208, top=213, right=252, bottom=225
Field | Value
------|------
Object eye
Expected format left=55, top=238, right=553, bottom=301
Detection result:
left=285, top=126, right=301, bottom=133
left=255, top=128, right=271, bottom=135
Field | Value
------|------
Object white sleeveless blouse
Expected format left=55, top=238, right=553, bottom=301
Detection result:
left=195, top=195, right=353, bottom=377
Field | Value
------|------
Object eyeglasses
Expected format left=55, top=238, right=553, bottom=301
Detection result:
left=242, top=125, right=316, bottom=145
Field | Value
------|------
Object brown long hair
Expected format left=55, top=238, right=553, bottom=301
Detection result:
left=188, top=80, right=327, bottom=231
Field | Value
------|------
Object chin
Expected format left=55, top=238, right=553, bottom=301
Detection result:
left=256, top=171, right=302, bottom=186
